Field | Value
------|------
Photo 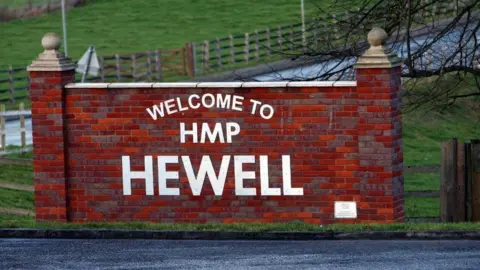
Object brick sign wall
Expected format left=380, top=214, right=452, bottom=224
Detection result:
left=28, top=29, right=404, bottom=224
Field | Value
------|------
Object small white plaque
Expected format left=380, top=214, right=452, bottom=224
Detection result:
left=334, top=201, right=357, bottom=219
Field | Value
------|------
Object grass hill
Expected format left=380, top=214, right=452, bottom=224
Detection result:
left=0, top=0, right=331, bottom=67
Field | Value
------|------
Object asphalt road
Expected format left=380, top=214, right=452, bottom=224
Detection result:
left=1, top=239, right=480, bottom=269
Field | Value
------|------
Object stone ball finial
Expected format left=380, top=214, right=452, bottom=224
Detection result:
left=367, top=27, right=388, bottom=47
left=41, top=33, right=61, bottom=51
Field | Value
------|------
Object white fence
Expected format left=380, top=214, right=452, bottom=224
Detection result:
left=0, top=103, right=31, bottom=152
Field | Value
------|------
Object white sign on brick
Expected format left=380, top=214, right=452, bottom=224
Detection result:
left=334, top=201, right=357, bottom=219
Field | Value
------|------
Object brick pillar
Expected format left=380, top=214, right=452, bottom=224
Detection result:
left=27, top=33, right=75, bottom=222
left=354, top=28, right=404, bottom=223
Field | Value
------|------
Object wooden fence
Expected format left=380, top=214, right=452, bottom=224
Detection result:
left=190, top=0, right=463, bottom=76
left=0, top=66, right=29, bottom=104
left=89, top=44, right=195, bottom=83
left=401, top=135, right=480, bottom=224
left=440, top=138, right=480, bottom=222
left=0, top=0, right=467, bottom=104
left=0, top=103, right=29, bottom=153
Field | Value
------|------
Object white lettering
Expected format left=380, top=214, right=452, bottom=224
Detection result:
left=188, top=94, right=201, bottom=109
left=182, top=156, right=230, bottom=196
left=216, top=94, right=231, bottom=109
left=232, top=95, right=244, bottom=111
left=260, top=155, right=281, bottom=195
left=176, top=97, right=188, bottom=112
left=164, top=99, right=177, bottom=115
left=200, top=123, right=225, bottom=143
left=225, top=122, right=240, bottom=143
left=234, top=155, right=256, bottom=196
left=157, top=156, right=180, bottom=195
left=282, top=155, right=303, bottom=195
left=122, top=156, right=154, bottom=195
left=121, top=155, right=297, bottom=197
left=146, top=104, right=165, bottom=120
left=250, top=99, right=261, bottom=115
left=260, top=104, right=274, bottom=119
left=180, top=122, right=198, bottom=143
left=202, top=93, right=215, bottom=108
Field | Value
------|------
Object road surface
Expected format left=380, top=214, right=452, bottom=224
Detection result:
left=1, top=239, right=480, bottom=269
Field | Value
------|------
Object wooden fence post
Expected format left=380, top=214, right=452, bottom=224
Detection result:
left=440, top=138, right=457, bottom=222
left=115, top=54, right=121, bottom=82
left=155, top=50, right=162, bottom=81
left=216, top=38, right=222, bottom=69
left=244, top=33, right=250, bottom=64
left=465, top=141, right=473, bottom=221
left=190, top=43, right=197, bottom=76
left=0, top=104, right=5, bottom=152
left=185, top=43, right=195, bottom=77
left=289, top=24, right=294, bottom=50
left=202, top=41, right=209, bottom=72
left=456, top=140, right=466, bottom=222
left=255, top=30, right=260, bottom=61
left=277, top=25, right=283, bottom=52
left=146, top=51, right=153, bottom=81
left=471, top=140, right=480, bottom=221
left=131, top=54, right=137, bottom=82
left=182, top=46, right=188, bottom=76
left=99, top=56, right=105, bottom=82
left=8, top=66, right=15, bottom=104
left=266, top=28, right=271, bottom=56
left=332, top=14, right=339, bottom=40
left=229, top=34, right=235, bottom=64
left=19, top=102, right=25, bottom=152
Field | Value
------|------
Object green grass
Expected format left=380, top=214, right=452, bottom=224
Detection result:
left=0, top=164, right=33, bottom=185
left=0, top=188, right=33, bottom=210
left=3, top=145, right=33, bottom=159
left=402, top=103, right=480, bottom=166
left=0, top=213, right=33, bottom=221
left=0, top=0, right=331, bottom=67
left=404, top=173, right=439, bottom=192
left=405, top=198, right=439, bottom=217
left=1, top=214, right=480, bottom=231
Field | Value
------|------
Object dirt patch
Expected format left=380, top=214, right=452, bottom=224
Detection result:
left=0, top=182, right=33, bottom=192
left=1, top=0, right=95, bottom=22
left=0, top=206, right=34, bottom=216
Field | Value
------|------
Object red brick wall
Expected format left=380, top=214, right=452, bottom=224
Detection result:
left=29, top=77, right=403, bottom=224
left=29, top=70, right=75, bottom=221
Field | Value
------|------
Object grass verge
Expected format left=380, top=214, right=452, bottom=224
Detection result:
left=404, top=173, right=439, bottom=192
left=0, top=188, right=34, bottom=210
left=1, top=214, right=479, bottom=231
left=405, top=198, right=439, bottom=217
left=0, top=164, right=33, bottom=185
